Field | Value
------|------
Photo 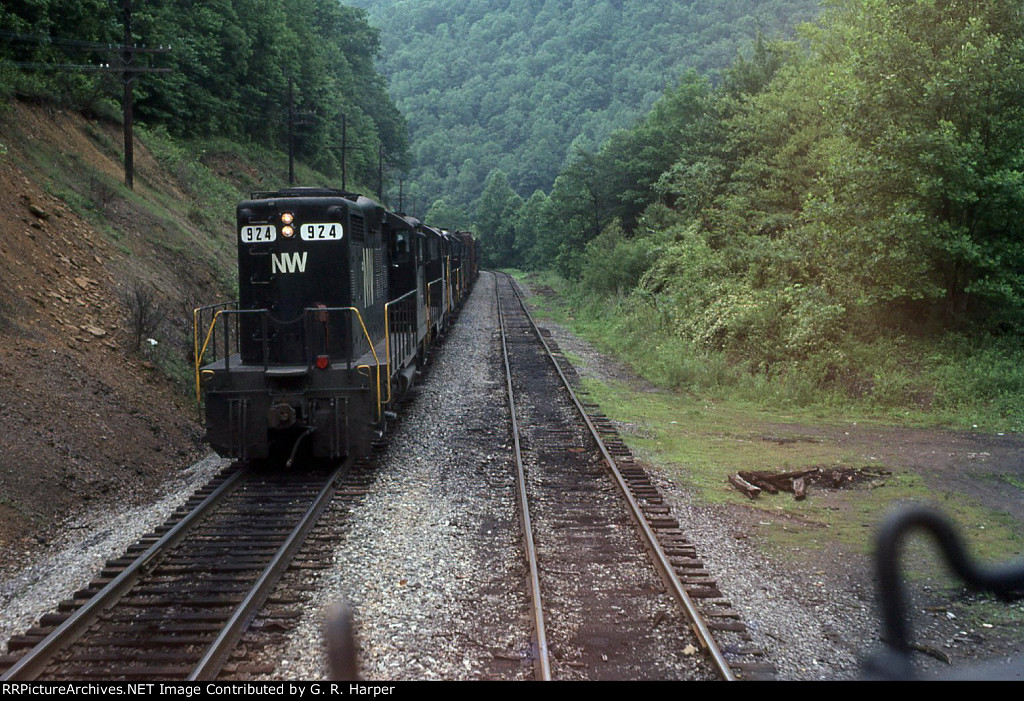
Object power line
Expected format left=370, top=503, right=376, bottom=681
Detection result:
left=0, top=6, right=173, bottom=190
left=0, top=29, right=170, bottom=55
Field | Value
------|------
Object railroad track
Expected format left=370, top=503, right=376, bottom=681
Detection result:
left=495, top=271, right=773, bottom=681
left=0, top=460, right=372, bottom=681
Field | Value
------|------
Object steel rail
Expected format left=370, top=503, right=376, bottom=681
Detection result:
left=495, top=275, right=552, bottom=681
left=500, top=272, right=737, bottom=682
left=189, top=460, right=351, bottom=680
left=0, top=466, right=249, bottom=681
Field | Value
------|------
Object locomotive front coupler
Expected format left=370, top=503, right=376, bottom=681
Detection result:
left=269, top=401, right=298, bottom=430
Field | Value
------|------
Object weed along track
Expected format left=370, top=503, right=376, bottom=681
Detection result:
left=495, top=272, right=771, bottom=680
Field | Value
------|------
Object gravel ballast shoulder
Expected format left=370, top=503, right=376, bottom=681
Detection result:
left=0, top=454, right=227, bottom=648
left=264, top=272, right=532, bottom=680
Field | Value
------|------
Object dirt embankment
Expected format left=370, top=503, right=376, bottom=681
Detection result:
left=0, top=101, right=236, bottom=567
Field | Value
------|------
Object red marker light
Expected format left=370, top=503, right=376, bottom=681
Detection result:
left=315, top=355, right=330, bottom=370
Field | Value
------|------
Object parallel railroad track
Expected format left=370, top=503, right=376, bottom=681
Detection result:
left=0, top=460, right=373, bottom=681
left=495, top=271, right=773, bottom=681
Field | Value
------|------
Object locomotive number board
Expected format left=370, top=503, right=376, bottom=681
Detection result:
left=240, top=224, right=277, bottom=243
left=300, top=223, right=344, bottom=241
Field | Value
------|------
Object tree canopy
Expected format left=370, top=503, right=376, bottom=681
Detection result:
left=0, top=0, right=409, bottom=189
left=535, top=0, right=1024, bottom=369
left=354, top=0, right=820, bottom=209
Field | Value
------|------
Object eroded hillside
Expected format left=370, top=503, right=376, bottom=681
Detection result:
left=0, top=102, right=242, bottom=563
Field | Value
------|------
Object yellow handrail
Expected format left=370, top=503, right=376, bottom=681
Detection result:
left=194, top=309, right=228, bottom=405
left=384, top=304, right=391, bottom=406
left=193, top=306, right=384, bottom=423
left=340, top=306, right=383, bottom=424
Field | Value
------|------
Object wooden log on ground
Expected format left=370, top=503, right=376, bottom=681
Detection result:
left=739, top=471, right=778, bottom=494
left=729, top=474, right=762, bottom=499
left=774, top=468, right=821, bottom=481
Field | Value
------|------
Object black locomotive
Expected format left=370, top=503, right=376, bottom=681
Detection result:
left=193, top=187, right=477, bottom=464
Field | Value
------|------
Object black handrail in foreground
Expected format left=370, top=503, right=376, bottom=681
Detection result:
left=864, top=505, right=1024, bottom=680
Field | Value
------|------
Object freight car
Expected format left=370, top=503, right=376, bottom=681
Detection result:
left=193, top=187, right=476, bottom=464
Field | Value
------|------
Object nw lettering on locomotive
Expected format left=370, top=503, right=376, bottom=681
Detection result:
left=272, top=251, right=308, bottom=274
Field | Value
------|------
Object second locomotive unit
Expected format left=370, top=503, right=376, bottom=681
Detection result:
left=194, top=187, right=476, bottom=464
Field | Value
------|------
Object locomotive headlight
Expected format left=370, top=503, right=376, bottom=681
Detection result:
left=282, top=225, right=295, bottom=238
left=281, top=212, right=294, bottom=225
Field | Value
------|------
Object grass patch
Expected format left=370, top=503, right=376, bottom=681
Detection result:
left=520, top=271, right=1024, bottom=432
left=1002, top=474, right=1024, bottom=493
left=953, top=594, right=1024, bottom=631
left=577, top=372, right=1023, bottom=575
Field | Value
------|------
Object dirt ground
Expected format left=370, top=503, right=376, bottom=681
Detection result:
left=0, top=102, right=217, bottom=574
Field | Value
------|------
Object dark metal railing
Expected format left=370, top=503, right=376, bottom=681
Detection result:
left=864, top=506, right=1024, bottom=680
left=385, top=289, right=419, bottom=404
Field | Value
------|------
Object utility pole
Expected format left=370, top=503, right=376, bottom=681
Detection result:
left=2, top=5, right=172, bottom=189
left=333, top=112, right=354, bottom=192
left=377, top=143, right=384, bottom=201
left=121, top=0, right=135, bottom=189
left=288, top=78, right=295, bottom=184
left=117, top=0, right=172, bottom=189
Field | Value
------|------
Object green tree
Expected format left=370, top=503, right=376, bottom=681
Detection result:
left=475, top=169, right=522, bottom=268
left=581, top=219, right=656, bottom=298
left=424, top=197, right=471, bottom=230
left=513, top=189, right=550, bottom=269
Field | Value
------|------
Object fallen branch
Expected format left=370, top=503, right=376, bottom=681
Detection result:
left=739, top=472, right=778, bottom=494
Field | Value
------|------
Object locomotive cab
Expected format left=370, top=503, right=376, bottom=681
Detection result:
left=199, top=188, right=389, bottom=462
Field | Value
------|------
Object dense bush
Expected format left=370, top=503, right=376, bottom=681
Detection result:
left=522, top=1, right=1024, bottom=420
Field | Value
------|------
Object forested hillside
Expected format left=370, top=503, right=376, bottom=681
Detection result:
left=516, top=0, right=1024, bottom=424
left=0, top=0, right=408, bottom=190
left=354, top=0, right=820, bottom=214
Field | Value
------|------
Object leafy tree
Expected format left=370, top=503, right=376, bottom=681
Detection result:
left=3, top=0, right=410, bottom=190
left=581, top=219, right=656, bottom=299
left=475, top=169, right=522, bottom=268
left=714, top=0, right=1024, bottom=330
left=424, top=197, right=471, bottom=230
left=513, top=189, right=549, bottom=269
left=0, top=0, right=121, bottom=109
left=538, top=0, right=1024, bottom=373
